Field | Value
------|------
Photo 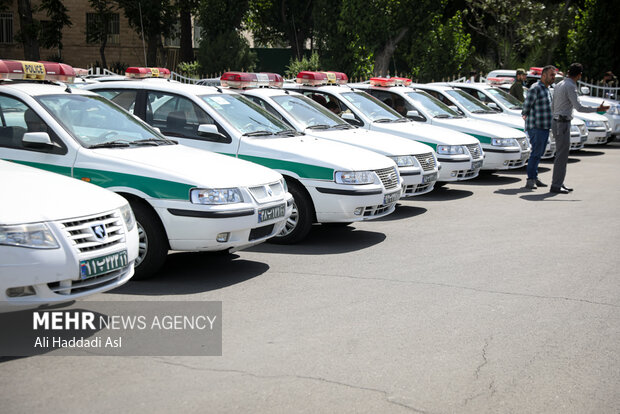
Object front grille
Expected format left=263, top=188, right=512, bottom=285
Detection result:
left=414, top=153, right=436, bottom=172
left=516, top=138, right=529, bottom=151
left=375, top=167, right=400, bottom=190
left=48, top=267, right=127, bottom=295
left=402, top=183, right=433, bottom=196
left=248, top=181, right=285, bottom=204
left=60, top=211, right=125, bottom=253
left=249, top=224, right=275, bottom=241
left=507, top=158, right=527, bottom=168
left=454, top=168, right=478, bottom=179
left=466, top=144, right=482, bottom=159
left=362, top=203, right=393, bottom=217
left=570, top=141, right=585, bottom=150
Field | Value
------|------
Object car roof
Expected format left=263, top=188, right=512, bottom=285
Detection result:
left=0, top=81, right=98, bottom=97
left=83, top=79, right=238, bottom=96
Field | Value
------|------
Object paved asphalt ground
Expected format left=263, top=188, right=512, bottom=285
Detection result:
left=2, top=141, right=620, bottom=414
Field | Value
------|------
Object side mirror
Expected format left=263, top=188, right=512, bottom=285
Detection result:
left=406, top=110, right=425, bottom=122
left=198, top=124, right=228, bottom=141
left=22, top=132, right=59, bottom=148
left=580, top=86, right=590, bottom=95
left=487, top=102, right=501, bottom=111
left=341, top=112, right=363, bottom=126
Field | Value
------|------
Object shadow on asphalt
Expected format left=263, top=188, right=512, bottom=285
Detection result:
left=413, top=186, right=473, bottom=201
left=520, top=192, right=581, bottom=202
left=248, top=225, right=386, bottom=256
left=452, top=174, right=522, bottom=186
left=572, top=149, right=605, bottom=156
left=374, top=204, right=427, bottom=221
left=109, top=252, right=269, bottom=295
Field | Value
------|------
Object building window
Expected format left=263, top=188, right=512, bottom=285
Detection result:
left=0, top=13, right=14, bottom=44
left=86, top=13, right=120, bottom=45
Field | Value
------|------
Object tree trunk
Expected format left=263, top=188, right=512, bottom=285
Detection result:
left=179, top=5, right=194, bottom=63
left=99, top=38, right=108, bottom=69
left=373, top=28, right=408, bottom=76
left=147, top=34, right=158, bottom=66
left=16, top=0, right=40, bottom=60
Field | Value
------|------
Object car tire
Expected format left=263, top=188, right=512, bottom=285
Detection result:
left=269, top=181, right=314, bottom=244
left=130, top=201, right=168, bottom=279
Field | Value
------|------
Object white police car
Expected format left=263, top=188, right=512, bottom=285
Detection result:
left=285, top=72, right=484, bottom=182
left=0, top=160, right=138, bottom=312
left=234, top=72, right=438, bottom=196
left=0, top=60, right=293, bottom=278
left=83, top=68, right=402, bottom=244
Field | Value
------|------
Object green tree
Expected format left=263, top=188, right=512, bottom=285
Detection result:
left=407, top=12, right=474, bottom=82
left=197, top=0, right=256, bottom=74
left=177, top=0, right=200, bottom=64
left=116, top=0, right=176, bottom=66
left=246, top=0, right=314, bottom=60
left=37, top=0, right=72, bottom=60
left=87, top=0, right=116, bottom=68
left=567, top=0, right=620, bottom=79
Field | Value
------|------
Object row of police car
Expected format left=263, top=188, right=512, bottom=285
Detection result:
left=1, top=61, right=616, bottom=312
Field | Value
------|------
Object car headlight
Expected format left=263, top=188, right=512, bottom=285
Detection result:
left=585, top=120, right=604, bottom=128
left=491, top=138, right=518, bottom=147
left=436, top=145, right=465, bottom=155
left=120, top=203, right=136, bottom=231
left=0, top=223, right=59, bottom=249
left=389, top=155, right=415, bottom=167
left=570, top=125, right=579, bottom=133
left=335, top=171, right=376, bottom=185
left=190, top=188, right=243, bottom=204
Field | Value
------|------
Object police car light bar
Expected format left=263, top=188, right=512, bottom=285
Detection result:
left=261, top=72, right=284, bottom=88
left=220, top=72, right=284, bottom=89
left=391, top=77, right=412, bottom=86
left=0, top=60, right=76, bottom=83
left=369, top=77, right=396, bottom=87
left=528, top=67, right=543, bottom=76
left=125, top=67, right=171, bottom=79
left=322, top=71, right=349, bottom=85
left=296, top=71, right=328, bottom=86
left=486, top=76, right=514, bottom=85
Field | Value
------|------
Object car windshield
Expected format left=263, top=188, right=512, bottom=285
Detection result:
left=486, top=88, right=523, bottom=110
left=271, top=94, right=346, bottom=129
left=340, top=91, right=402, bottom=122
left=36, top=94, right=168, bottom=147
left=405, top=91, right=460, bottom=118
left=200, top=93, right=290, bottom=135
left=445, top=89, right=495, bottom=113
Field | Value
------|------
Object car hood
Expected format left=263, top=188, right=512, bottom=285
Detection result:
left=86, top=144, right=283, bottom=189
left=303, top=127, right=434, bottom=156
left=369, top=120, right=479, bottom=146
left=1, top=160, right=127, bottom=225
left=432, top=117, right=525, bottom=139
left=572, top=111, right=608, bottom=121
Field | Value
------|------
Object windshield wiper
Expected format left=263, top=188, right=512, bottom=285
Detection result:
left=242, top=130, right=274, bottom=136
left=374, top=118, right=393, bottom=123
left=274, top=129, right=300, bottom=136
left=434, top=114, right=450, bottom=118
left=330, top=124, right=353, bottom=129
left=307, top=124, right=330, bottom=129
left=392, top=118, right=410, bottom=123
left=472, top=110, right=492, bottom=114
left=88, top=140, right=131, bottom=149
left=133, top=137, right=178, bottom=145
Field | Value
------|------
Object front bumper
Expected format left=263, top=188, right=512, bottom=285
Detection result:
left=399, top=167, right=438, bottom=197
left=436, top=156, right=481, bottom=181
left=155, top=194, right=293, bottom=252
left=482, top=147, right=530, bottom=170
left=585, top=128, right=612, bottom=144
left=569, top=133, right=587, bottom=151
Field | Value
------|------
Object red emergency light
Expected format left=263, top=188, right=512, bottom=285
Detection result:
left=296, top=71, right=328, bottom=86
left=322, top=71, right=348, bottom=85
left=369, top=77, right=395, bottom=87
left=528, top=67, right=543, bottom=76
left=392, top=77, right=412, bottom=86
left=125, top=67, right=171, bottom=79
left=220, top=72, right=260, bottom=89
left=0, top=59, right=46, bottom=80
left=486, top=76, right=514, bottom=85
left=39, top=61, right=76, bottom=83
left=260, top=72, right=284, bottom=88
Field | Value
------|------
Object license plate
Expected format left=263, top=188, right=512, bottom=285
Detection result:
left=258, top=204, right=285, bottom=223
left=80, top=250, right=128, bottom=280
left=580, top=136, right=587, bottom=143
left=383, top=190, right=400, bottom=204
left=423, top=172, right=437, bottom=183
left=471, top=160, right=483, bottom=170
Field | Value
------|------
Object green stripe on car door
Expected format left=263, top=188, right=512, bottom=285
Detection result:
left=237, top=154, right=334, bottom=180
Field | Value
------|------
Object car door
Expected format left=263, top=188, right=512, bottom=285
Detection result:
left=0, top=94, right=77, bottom=177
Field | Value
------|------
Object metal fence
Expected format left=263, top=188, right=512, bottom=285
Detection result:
left=577, top=80, right=618, bottom=100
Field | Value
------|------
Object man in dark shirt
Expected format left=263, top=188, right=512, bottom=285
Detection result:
left=521, top=65, right=555, bottom=190
left=509, top=69, right=527, bottom=102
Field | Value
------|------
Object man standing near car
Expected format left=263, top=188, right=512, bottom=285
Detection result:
left=509, top=68, right=527, bottom=102
left=522, top=65, right=555, bottom=190
left=551, top=63, right=609, bottom=194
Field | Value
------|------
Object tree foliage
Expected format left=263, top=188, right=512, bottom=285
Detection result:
left=87, top=0, right=116, bottom=68
left=567, top=0, right=620, bottom=78
left=37, top=0, right=73, bottom=58
left=197, top=0, right=256, bottom=74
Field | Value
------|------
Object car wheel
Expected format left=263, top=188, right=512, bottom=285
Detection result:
left=130, top=201, right=168, bottom=279
left=269, top=182, right=314, bottom=244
